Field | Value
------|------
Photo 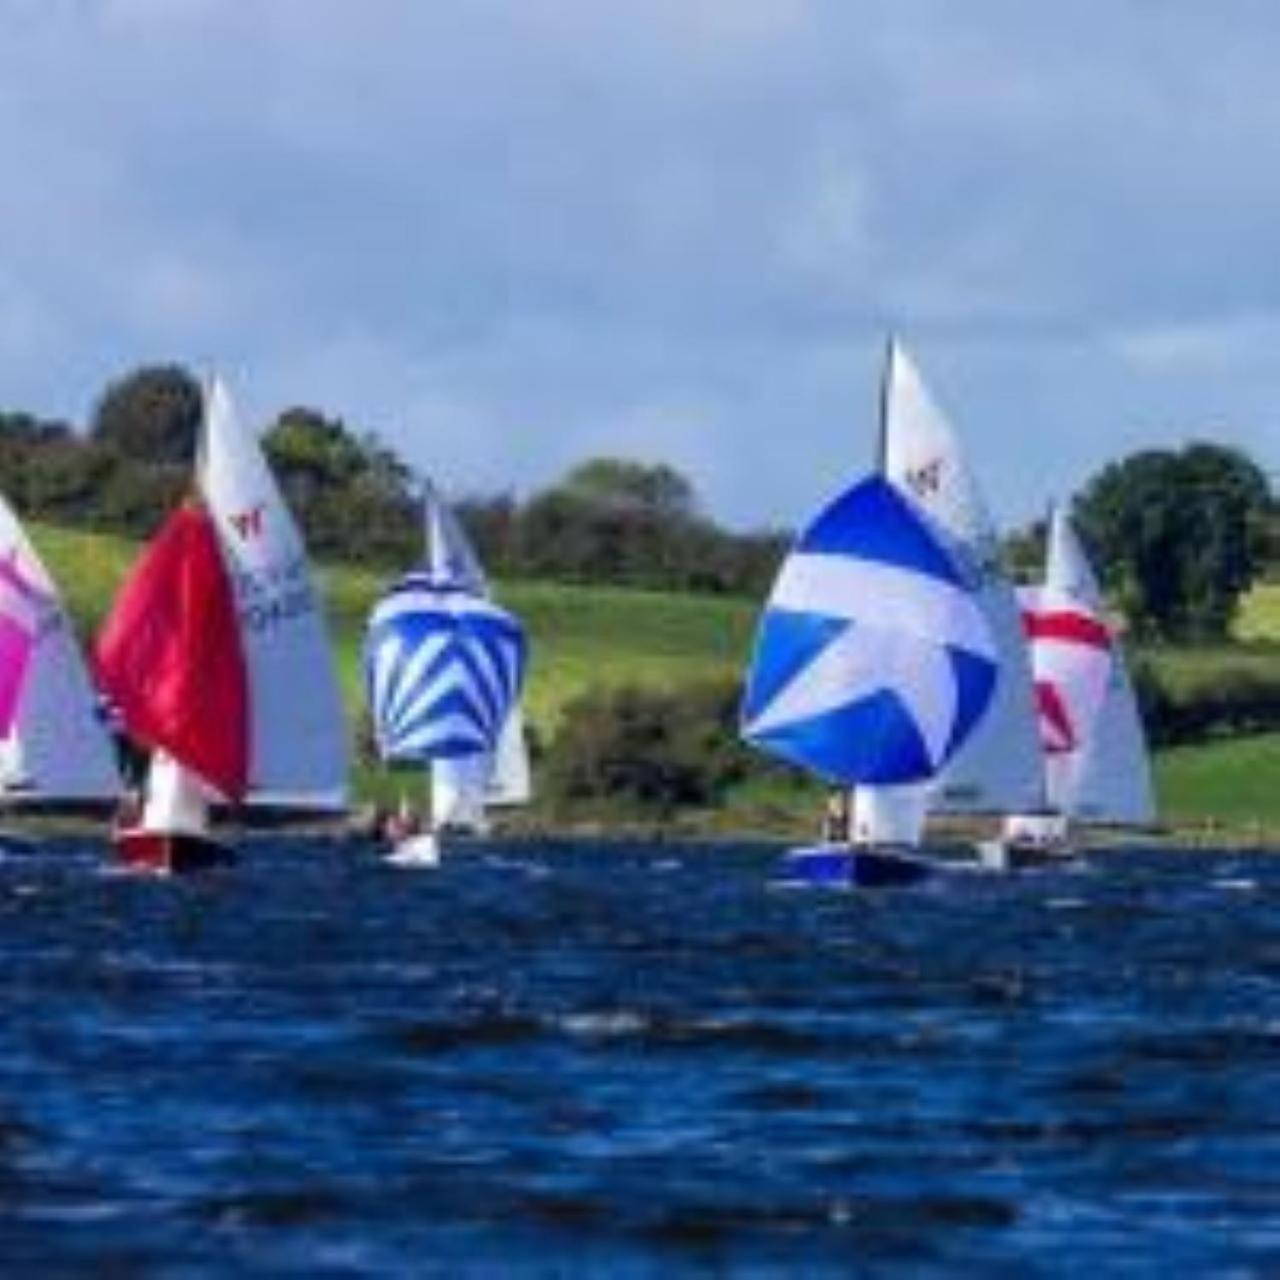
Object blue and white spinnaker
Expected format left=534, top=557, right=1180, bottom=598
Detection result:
left=741, top=475, right=997, bottom=786
left=365, top=571, right=527, bottom=765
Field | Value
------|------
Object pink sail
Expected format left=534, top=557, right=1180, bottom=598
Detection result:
left=0, top=558, right=45, bottom=735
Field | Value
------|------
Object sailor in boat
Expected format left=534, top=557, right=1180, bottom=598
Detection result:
left=382, top=794, right=424, bottom=844
left=821, top=790, right=851, bottom=844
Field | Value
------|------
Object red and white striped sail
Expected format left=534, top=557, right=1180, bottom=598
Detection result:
left=1016, top=506, right=1154, bottom=824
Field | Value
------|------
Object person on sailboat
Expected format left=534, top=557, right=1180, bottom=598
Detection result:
left=383, top=794, right=423, bottom=843
left=821, top=790, right=851, bottom=843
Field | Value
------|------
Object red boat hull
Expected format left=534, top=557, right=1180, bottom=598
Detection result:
left=114, top=828, right=236, bottom=875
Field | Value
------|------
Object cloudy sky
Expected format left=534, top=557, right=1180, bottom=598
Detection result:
left=2, top=0, right=1278, bottom=530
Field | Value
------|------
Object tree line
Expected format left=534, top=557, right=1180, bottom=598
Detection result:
left=0, top=364, right=787, bottom=598
left=0, top=362, right=1275, bottom=639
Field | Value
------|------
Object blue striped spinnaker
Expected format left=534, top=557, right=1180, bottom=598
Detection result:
left=364, top=571, right=527, bottom=764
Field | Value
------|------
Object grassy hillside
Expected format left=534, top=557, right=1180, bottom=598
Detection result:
left=1236, top=581, right=1280, bottom=642
left=26, top=521, right=1280, bottom=831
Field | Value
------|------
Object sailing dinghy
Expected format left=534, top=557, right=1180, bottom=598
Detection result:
left=855, top=340, right=1043, bottom=853
left=979, top=504, right=1155, bottom=869
left=0, top=493, right=119, bottom=824
left=364, top=484, right=528, bottom=867
left=741, top=473, right=999, bottom=887
left=93, top=378, right=349, bottom=874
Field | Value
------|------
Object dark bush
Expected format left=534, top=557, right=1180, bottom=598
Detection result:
left=543, top=679, right=754, bottom=818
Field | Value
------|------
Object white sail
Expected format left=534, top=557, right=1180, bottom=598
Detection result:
left=486, top=706, right=532, bottom=806
left=0, top=495, right=118, bottom=802
left=1070, top=658, right=1156, bottom=825
left=141, top=750, right=218, bottom=833
left=851, top=786, right=926, bottom=845
left=430, top=754, right=491, bottom=831
left=196, top=377, right=349, bottom=810
left=880, top=340, right=1042, bottom=816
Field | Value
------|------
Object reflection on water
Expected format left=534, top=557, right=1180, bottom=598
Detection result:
left=0, top=837, right=1276, bottom=1274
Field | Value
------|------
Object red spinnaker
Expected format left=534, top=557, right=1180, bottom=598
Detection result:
left=94, top=503, right=249, bottom=801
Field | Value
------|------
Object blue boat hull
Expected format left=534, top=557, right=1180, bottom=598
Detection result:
left=776, top=843, right=940, bottom=888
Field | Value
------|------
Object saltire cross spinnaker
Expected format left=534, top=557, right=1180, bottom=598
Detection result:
left=741, top=474, right=998, bottom=786
left=365, top=572, right=527, bottom=766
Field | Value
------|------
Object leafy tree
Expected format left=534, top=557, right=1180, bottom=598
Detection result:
left=91, top=364, right=202, bottom=465
left=264, top=408, right=420, bottom=565
left=557, top=457, right=699, bottom=520
left=1075, top=443, right=1271, bottom=641
left=1002, top=516, right=1049, bottom=584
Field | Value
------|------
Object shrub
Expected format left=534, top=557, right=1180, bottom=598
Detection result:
left=543, top=679, right=754, bottom=818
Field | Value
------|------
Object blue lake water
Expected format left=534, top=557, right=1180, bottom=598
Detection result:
left=0, top=837, right=1277, bottom=1276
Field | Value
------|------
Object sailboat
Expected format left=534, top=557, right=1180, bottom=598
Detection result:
left=0, top=494, right=119, bottom=816
left=741, top=472, right=1000, bottom=887
left=93, top=378, right=350, bottom=874
left=980, top=504, right=1156, bottom=868
left=364, top=483, right=528, bottom=867
left=854, top=340, right=1043, bottom=849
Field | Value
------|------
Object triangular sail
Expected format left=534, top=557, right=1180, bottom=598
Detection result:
left=197, top=378, right=349, bottom=809
left=0, top=497, right=118, bottom=802
left=1070, top=657, right=1156, bottom=825
left=1029, top=507, right=1154, bottom=824
left=94, top=504, right=249, bottom=802
left=880, top=341, right=1043, bottom=816
left=741, top=474, right=997, bottom=786
left=486, top=706, right=532, bottom=806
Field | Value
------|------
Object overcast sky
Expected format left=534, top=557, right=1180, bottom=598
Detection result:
left=2, top=0, right=1278, bottom=530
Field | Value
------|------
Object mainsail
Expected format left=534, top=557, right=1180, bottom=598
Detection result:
left=741, top=474, right=997, bottom=787
left=868, top=340, right=1042, bottom=838
left=0, top=494, right=118, bottom=802
left=197, top=378, right=349, bottom=809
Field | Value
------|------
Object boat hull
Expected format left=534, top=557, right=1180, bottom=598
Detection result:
left=974, top=838, right=1077, bottom=873
left=777, top=842, right=939, bottom=888
left=114, top=828, right=236, bottom=875
left=384, top=832, right=441, bottom=868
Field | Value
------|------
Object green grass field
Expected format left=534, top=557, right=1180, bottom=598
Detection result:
left=25, top=521, right=1280, bottom=831
left=1155, top=733, right=1280, bottom=835
left=1236, top=582, right=1280, bottom=642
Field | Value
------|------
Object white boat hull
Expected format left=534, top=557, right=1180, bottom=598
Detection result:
left=385, top=832, right=441, bottom=868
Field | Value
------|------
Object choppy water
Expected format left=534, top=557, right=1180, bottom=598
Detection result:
left=0, top=837, right=1277, bottom=1276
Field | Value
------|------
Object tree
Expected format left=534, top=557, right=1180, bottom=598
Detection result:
left=1075, top=442, right=1271, bottom=641
left=556, top=457, right=699, bottom=521
left=263, top=408, right=420, bottom=565
left=90, top=364, right=202, bottom=465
